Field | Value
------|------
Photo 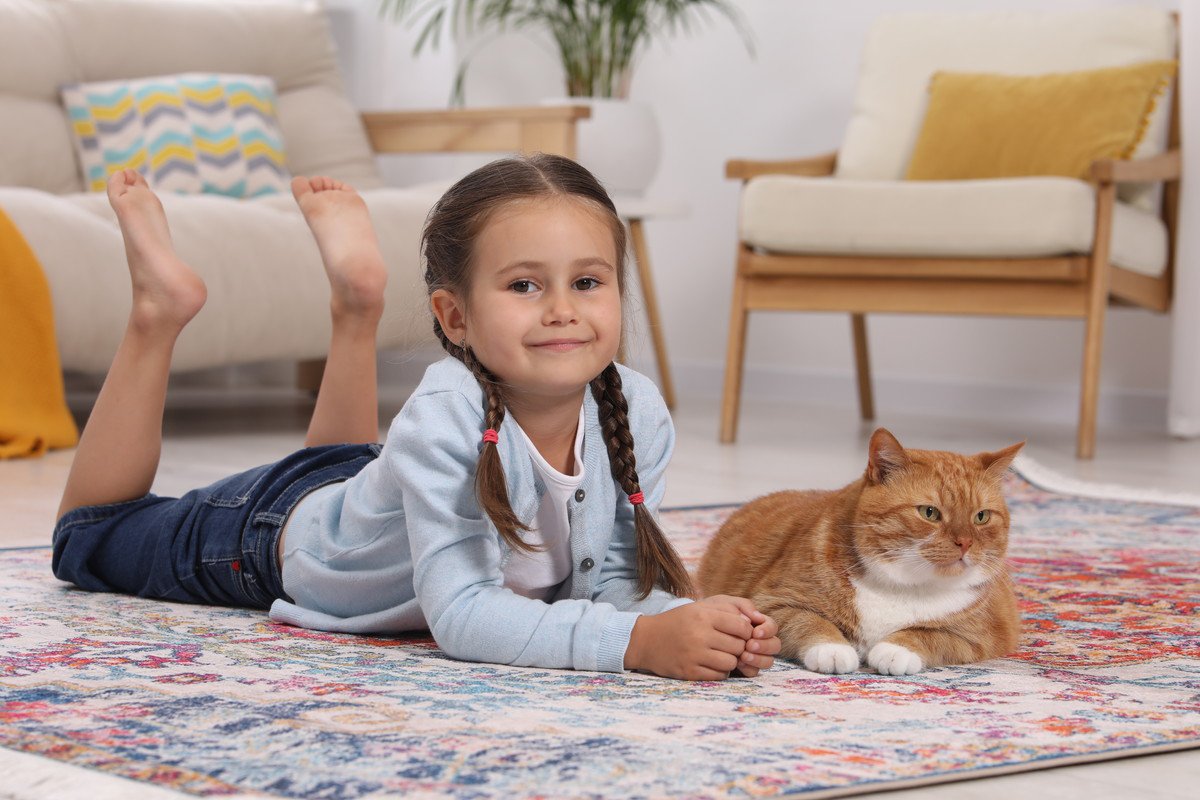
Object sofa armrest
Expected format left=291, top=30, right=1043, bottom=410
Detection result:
left=725, top=152, right=838, bottom=181
left=361, top=106, right=592, bottom=159
left=1090, top=149, right=1181, bottom=184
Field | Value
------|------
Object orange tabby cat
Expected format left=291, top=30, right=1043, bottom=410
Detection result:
left=698, top=428, right=1023, bottom=676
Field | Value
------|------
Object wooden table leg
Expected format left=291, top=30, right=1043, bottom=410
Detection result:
left=297, top=358, right=325, bottom=396
left=628, top=219, right=676, bottom=409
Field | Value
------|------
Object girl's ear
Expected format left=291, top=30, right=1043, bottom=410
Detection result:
left=431, top=289, right=468, bottom=345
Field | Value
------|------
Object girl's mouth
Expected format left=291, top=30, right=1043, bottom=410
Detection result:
left=530, top=339, right=588, bottom=352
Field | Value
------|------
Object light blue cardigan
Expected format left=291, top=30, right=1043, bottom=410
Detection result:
left=270, top=356, right=691, bottom=673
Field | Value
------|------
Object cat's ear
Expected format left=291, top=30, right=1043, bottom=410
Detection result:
left=867, top=428, right=910, bottom=484
left=977, top=441, right=1025, bottom=478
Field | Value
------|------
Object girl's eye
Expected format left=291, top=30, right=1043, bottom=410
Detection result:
left=974, top=510, right=992, bottom=524
left=917, top=505, right=942, bottom=522
left=574, top=277, right=600, bottom=291
left=509, top=280, right=536, bottom=294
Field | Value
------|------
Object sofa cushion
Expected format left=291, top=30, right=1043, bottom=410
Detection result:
left=835, top=7, right=1175, bottom=211
left=904, top=61, right=1176, bottom=182
left=0, top=0, right=380, bottom=195
left=61, top=73, right=291, bottom=197
left=0, top=185, right=444, bottom=373
left=738, top=176, right=1167, bottom=278
left=0, top=0, right=80, bottom=195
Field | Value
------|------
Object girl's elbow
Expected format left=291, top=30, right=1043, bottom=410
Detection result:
left=430, top=624, right=478, bottom=663
left=429, top=614, right=497, bottom=663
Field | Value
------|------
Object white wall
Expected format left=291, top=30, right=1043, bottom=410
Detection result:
left=330, top=0, right=1179, bottom=428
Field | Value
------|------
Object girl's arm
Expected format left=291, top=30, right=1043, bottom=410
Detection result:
left=389, top=391, right=640, bottom=673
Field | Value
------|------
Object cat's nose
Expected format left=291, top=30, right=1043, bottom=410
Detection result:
left=955, top=536, right=973, bottom=556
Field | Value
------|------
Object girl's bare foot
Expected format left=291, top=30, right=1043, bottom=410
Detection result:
left=107, top=169, right=207, bottom=334
left=291, top=176, right=387, bottom=320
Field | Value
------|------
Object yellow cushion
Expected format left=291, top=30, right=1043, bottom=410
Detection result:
left=905, top=60, right=1176, bottom=181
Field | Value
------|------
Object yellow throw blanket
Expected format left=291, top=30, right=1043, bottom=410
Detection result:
left=0, top=207, right=78, bottom=458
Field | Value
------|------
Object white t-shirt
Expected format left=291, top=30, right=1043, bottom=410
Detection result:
left=503, top=406, right=586, bottom=600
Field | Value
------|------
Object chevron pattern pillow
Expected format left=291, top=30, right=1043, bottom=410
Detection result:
left=61, top=73, right=290, bottom=198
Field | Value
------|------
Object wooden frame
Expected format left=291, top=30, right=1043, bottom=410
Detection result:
left=297, top=105, right=591, bottom=392
left=720, top=76, right=1181, bottom=459
left=360, top=105, right=590, bottom=158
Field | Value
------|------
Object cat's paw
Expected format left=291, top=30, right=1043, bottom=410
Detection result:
left=867, top=642, right=924, bottom=675
left=803, top=643, right=860, bottom=674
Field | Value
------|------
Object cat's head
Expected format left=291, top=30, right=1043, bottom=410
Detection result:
left=851, top=428, right=1023, bottom=589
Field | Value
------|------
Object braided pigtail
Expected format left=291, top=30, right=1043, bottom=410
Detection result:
left=589, top=363, right=693, bottom=599
left=433, top=320, right=535, bottom=553
left=465, top=344, right=536, bottom=553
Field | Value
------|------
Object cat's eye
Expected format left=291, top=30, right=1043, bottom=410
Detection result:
left=974, top=510, right=992, bottom=524
left=917, top=505, right=942, bottom=522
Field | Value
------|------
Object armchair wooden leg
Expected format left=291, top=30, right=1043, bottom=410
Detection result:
left=297, top=358, right=326, bottom=396
left=851, top=313, right=875, bottom=421
left=1077, top=181, right=1116, bottom=460
left=1078, top=299, right=1108, bottom=460
left=720, top=268, right=750, bottom=444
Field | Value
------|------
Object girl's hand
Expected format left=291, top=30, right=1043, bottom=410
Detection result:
left=696, top=595, right=782, bottom=678
left=625, top=602, right=753, bottom=681
left=735, top=612, right=780, bottom=677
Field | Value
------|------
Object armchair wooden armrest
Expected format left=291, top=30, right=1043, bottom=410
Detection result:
left=361, top=105, right=591, bottom=159
left=725, top=152, right=838, bottom=181
left=1090, top=149, right=1181, bottom=184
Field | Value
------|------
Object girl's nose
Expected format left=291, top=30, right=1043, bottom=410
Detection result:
left=543, top=290, right=578, bottom=325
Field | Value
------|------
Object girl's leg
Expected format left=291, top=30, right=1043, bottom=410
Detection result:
left=57, top=170, right=207, bottom=519
left=291, top=176, right=387, bottom=447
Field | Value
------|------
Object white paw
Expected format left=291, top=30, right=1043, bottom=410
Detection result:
left=867, top=642, right=924, bottom=675
left=803, top=642, right=860, bottom=674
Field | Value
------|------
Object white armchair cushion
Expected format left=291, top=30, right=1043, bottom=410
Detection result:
left=835, top=7, right=1175, bottom=210
left=739, top=176, right=1167, bottom=278
left=0, top=185, right=445, bottom=373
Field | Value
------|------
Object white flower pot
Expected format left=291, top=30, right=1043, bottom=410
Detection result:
left=542, top=98, right=662, bottom=197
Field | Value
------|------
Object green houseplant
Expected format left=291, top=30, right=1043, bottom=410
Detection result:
left=379, top=0, right=753, bottom=101
left=379, top=0, right=753, bottom=195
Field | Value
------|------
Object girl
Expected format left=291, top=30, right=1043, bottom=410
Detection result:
left=52, top=155, right=781, bottom=681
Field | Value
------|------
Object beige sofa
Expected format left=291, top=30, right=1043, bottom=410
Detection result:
left=0, top=0, right=585, bottom=379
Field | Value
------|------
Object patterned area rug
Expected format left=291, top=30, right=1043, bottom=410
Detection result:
left=1, top=468, right=1198, bottom=799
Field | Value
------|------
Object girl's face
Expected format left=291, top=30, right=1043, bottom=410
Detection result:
left=433, top=196, right=623, bottom=402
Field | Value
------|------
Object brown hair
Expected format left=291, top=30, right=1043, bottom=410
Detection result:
left=421, top=153, right=692, bottom=599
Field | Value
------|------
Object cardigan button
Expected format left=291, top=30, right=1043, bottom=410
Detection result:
left=580, top=557, right=595, bottom=572
left=574, top=489, right=586, bottom=502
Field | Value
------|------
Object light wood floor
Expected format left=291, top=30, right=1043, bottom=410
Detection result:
left=2, top=384, right=1197, bottom=799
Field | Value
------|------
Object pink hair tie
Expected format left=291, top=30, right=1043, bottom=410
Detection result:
left=482, top=429, right=499, bottom=444
left=628, top=492, right=645, bottom=506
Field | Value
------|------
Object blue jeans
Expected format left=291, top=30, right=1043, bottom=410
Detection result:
left=52, top=443, right=380, bottom=609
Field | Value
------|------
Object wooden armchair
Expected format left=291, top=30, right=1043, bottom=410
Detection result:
left=719, top=9, right=1180, bottom=459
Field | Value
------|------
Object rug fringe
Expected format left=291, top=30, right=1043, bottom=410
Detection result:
left=1014, top=454, right=1200, bottom=507
left=0, top=747, right=265, bottom=800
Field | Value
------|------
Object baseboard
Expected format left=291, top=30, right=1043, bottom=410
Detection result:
left=65, top=348, right=1165, bottom=432
left=625, top=357, right=1168, bottom=432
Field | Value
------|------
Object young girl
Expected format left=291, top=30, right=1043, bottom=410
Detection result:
left=52, top=155, right=781, bottom=681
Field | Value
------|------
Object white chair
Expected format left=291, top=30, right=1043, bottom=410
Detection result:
left=720, top=8, right=1180, bottom=458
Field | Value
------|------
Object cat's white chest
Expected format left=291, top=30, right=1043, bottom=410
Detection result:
left=851, top=577, right=979, bottom=649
